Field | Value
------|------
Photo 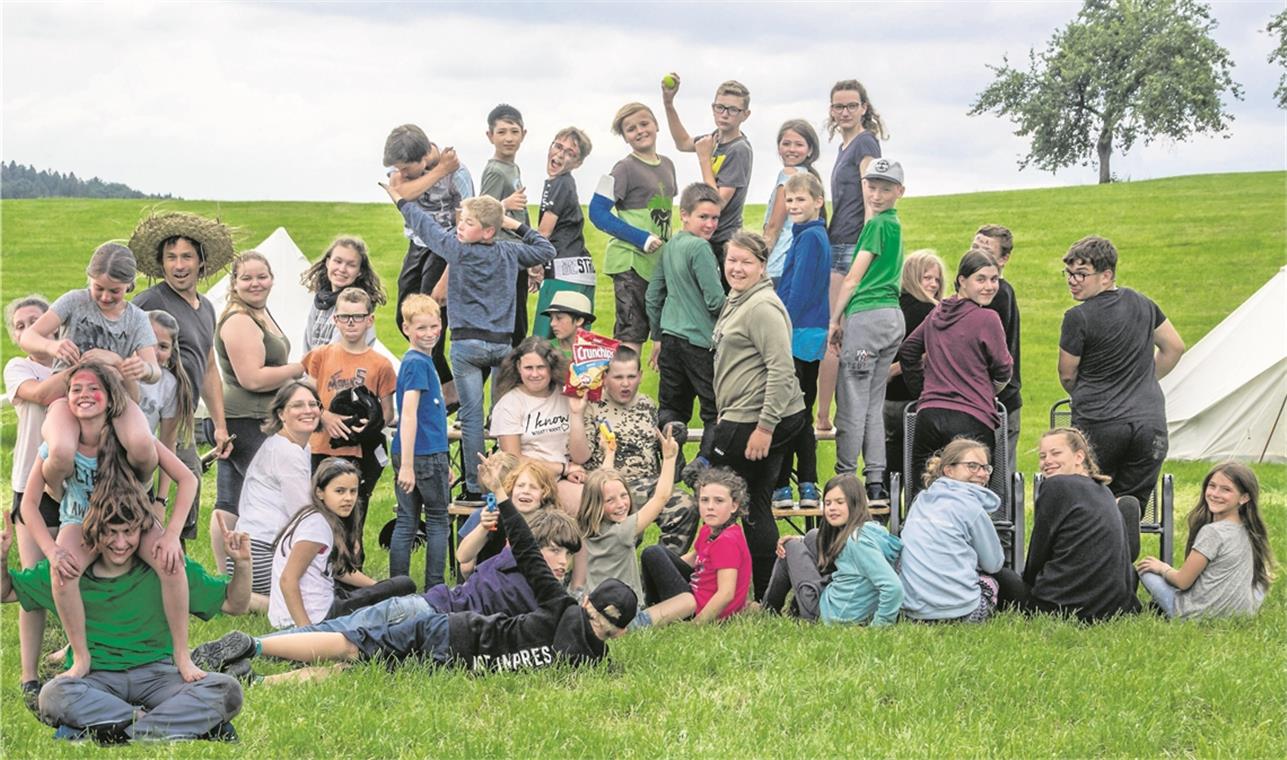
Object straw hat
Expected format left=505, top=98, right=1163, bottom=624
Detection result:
left=129, top=211, right=236, bottom=279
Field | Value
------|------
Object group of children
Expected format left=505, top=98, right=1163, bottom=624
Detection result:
left=0, top=73, right=1278, bottom=744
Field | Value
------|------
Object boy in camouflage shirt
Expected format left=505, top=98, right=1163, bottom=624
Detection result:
left=568, top=347, right=697, bottom=552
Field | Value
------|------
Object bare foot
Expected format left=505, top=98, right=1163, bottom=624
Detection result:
left=45, top=644, right=69, bottom=665
left=261, top=665, right=347, bottom=686
left=175, top=655, right=207, bottom=683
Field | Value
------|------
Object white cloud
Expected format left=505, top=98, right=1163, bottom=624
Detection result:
left=3, top=1, right=1282, bottom=204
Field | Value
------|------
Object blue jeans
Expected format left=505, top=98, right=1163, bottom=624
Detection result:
left=1140, top=572, right=1178, bottom=618
left=449, top=339, right=512, bottom=492
left=264, top=594, right=432, bottom=637
left=390, top=452, right=452, bottom=588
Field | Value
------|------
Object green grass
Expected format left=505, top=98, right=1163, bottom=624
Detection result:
left=1, top=172, right=1285, bottom=757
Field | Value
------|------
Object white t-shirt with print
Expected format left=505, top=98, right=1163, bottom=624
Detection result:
left=489, top=389, right=572, bottom=464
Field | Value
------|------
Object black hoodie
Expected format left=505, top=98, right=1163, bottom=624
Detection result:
left=445, top=498, right=605, bottom=671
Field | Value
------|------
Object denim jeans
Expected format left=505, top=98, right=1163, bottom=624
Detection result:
left=264, top=594, right=432, bottom=637
left=449, top=339, right=512, bottom=492
left=390, top=452, right=451, bottom=588
left=835, top=307, right=904, bottom=481
left=1139, top=572, right=1178, bottom=618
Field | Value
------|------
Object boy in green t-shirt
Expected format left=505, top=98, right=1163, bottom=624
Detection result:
left=826, top=158, right=907, bottom=507
left=1, top=508, right=251, bottom=743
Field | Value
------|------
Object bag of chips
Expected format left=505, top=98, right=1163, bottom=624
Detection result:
left=564, top=328, right=620, bottom=401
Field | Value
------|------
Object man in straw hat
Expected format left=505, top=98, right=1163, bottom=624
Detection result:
left=129, top=211, right=237, bottom=543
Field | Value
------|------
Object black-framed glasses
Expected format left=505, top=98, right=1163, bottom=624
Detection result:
left=830, top=103, right=863, bottom=113
left=953, top=461, right=993, bottom=475
left=1062, top=268, right=1091, bottom=284
left=711, top=103, right=744, bottom=116
left=334, top=313, right=370, bottom=324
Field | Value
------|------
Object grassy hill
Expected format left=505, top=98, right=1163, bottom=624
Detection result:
left=0, top=173, right=1284, bottom=756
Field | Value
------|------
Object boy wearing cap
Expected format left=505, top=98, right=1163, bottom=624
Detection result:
left=532, top=128, right=596, bottom=340
left=542, top=291, right=596, bottom=360
left=827, top=158, right=907, bottom=508
left=193, top=452, right=633, bottom=674
left=645, top=183, right=727, bottom=465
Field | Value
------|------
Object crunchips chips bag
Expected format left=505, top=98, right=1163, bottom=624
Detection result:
left=564, top=328, right=620, bottom=401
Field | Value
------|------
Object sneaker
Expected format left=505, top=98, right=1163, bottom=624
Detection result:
left=198, top=721, right=240, bottom=742
left=866, top=482, right=891, bottom=510
left=223, top=657, right=261, bottom=685
left=191, top=631, right=257, bottom=674
left=681, top=456, right=710, bottom=490
left=798, top=482, right=821, bottom=508
left=771, top=487, right=794, bottom=509
left=52, top=725, right=91, bottom=742
left=456, top=490, right=486, bottom=505
left=21, top=679, right=41, bottom=716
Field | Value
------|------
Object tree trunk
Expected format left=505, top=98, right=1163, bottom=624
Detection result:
left=1097, top=127, right=1113, bottom=184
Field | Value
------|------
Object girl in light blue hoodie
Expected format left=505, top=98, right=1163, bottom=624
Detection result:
left=764, top=475, right=903, bottom=625
left=898, top=438, right=1004, bottom=622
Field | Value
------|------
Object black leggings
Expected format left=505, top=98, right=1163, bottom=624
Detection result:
left=776, top=359, right=820, bottom=488
left=640, top=544, right=693, bottom=607
left=709, top=410, right=810, bottom=600
left=908, top=407, right=994, bottom=504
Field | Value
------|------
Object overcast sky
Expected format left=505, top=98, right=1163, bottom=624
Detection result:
left=4, top=1, right=1283, bottom=203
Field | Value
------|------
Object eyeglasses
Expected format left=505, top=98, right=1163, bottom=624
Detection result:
left=334, top=313, right=370, bottom=324
left=830, top=103, right=863, bottom=113
left=1062, top=268, right=1092, bottom=284
left=549, top=141, right=581, bottom=161
left=952, top=461, right=993, bottom=475
left=286, top=400, right=321, bottom=410
left=711, top=103, right=745, bottom=116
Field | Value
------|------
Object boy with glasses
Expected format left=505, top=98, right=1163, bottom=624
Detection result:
left=1058, top=235, right=1185, bottom=505
left=662, top=75, right=753, bottom=280
left=300, top=287, right=397, bottom=563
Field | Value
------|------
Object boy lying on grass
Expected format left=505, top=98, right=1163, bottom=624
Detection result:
left=192, top=452, right=635, bottom=678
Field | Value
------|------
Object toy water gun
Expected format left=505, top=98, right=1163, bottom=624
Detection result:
left=599, top=420, right=616, bottom=448
left=485, top=492, right=498, bottom=532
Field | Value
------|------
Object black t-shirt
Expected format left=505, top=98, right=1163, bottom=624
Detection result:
left=132, top=282, right=215, bottom=399
left=1059, top=287, right=1165, bottom=424
left=887, top=292, right=936, bottom=402
left=985, top=278, right=1022, bottom=411
left=539, top=172, right=593, bottom=283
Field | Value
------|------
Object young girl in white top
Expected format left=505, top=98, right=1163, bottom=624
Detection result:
left=270, top=458, right=368, bottom=628
left=3, top=295, right=72, bottom=697
left=1137, top=462, right=1274, bottom=619
left=572, top=428, right=678, bottom=600
left=762, top=119, right=822, bottom=284
left=142, top=311, right=197, bottom=511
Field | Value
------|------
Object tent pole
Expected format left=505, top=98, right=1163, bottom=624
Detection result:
left=1259, top=392, right=1287, bottom=463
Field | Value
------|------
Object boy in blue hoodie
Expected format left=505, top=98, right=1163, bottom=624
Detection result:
left=380, top=184, right=556, bottom=501
left=772, top=173, right=830, bottom=508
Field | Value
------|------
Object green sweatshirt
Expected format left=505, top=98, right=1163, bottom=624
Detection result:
left=712, top=278, right=805, bottom=431
left=644, top=231, right=726, bottom=349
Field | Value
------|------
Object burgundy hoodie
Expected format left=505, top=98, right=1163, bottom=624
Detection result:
left=898, top=296, right=1012, bottom=427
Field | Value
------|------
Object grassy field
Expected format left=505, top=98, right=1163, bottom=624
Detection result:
left=1, top=172, right=1285, bottom=757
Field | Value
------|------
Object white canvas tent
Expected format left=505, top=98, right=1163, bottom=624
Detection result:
left=1160, top=265, right=1287, bottom=463
left=205, top=226, right=401, bottom=368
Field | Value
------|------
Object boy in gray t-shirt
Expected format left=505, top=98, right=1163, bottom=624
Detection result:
left=662, top=75, right=754, bottom=277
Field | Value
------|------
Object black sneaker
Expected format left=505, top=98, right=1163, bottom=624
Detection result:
left=198, top=721, right=240, bottom=742
left=191, top=631, right=257, bottom=673
left=456, top=490, right=486, bottom=505
left=681, top=456, right=710, bottom=490
left=21, top=679, right=41, bottom=716
left=866, top=482, right=891, bottom=510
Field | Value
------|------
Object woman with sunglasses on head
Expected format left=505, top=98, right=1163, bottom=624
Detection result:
left=896, top=437, right=1004, bottom=623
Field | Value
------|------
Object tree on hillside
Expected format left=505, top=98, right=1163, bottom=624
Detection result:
left=969, top=0, right=1242, bottom=184
left=0, top=161, right=173, bottom=199
left=1269, top=9, right=1287, bottom=108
